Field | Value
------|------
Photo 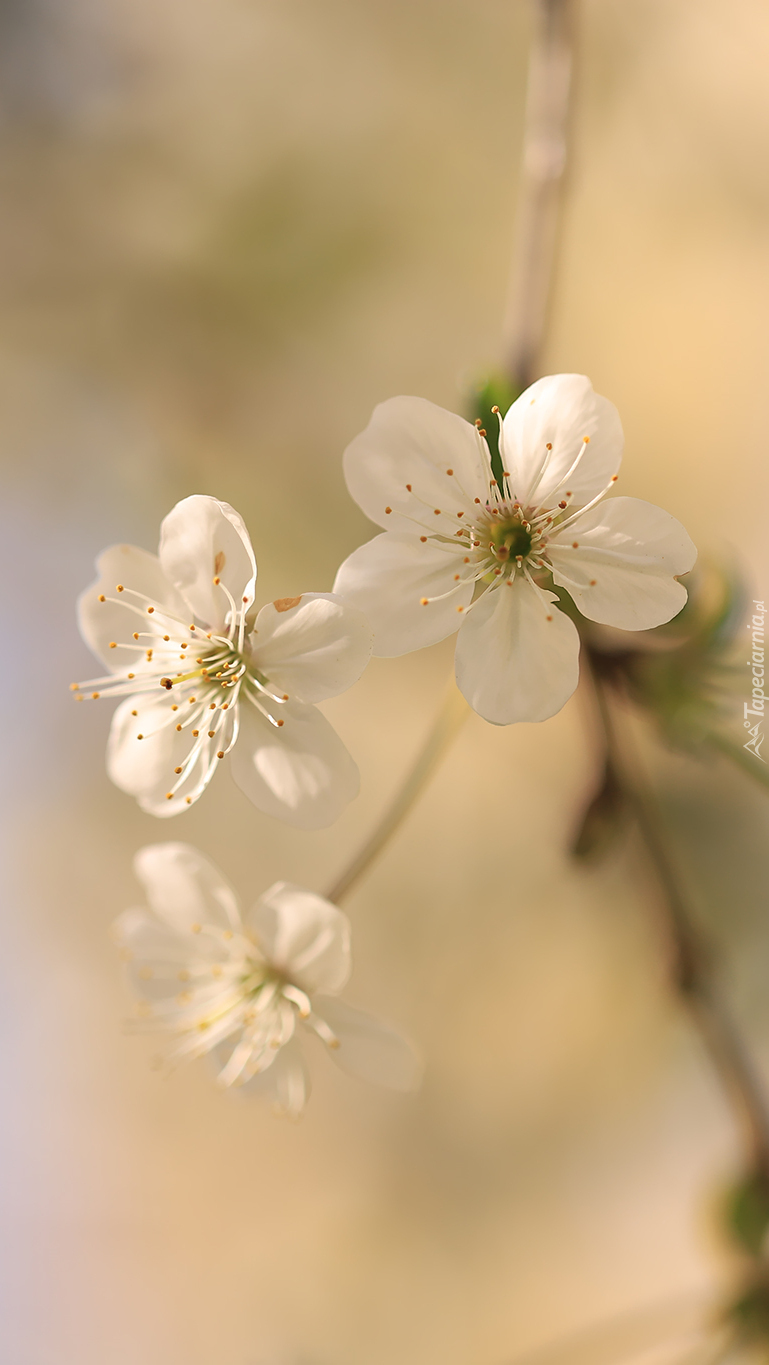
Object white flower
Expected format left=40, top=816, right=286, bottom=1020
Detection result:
left=115, top=843, right=421, bottom=1116
left=75, top=495, right=372, bottom=826
left=333, top=374, right=697, bottom=724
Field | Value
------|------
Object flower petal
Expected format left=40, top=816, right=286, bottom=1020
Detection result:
left=78, top=545, right=190, bottom=671
left=230, top=697, right=359, bottom=828
left=502, top=375, right=623, bottom=509
left=342, top=395, right=487, bottom=534
left=158, top=495, right=257, bottom=632
left=454, top=577, right=580, bottom=724
left=248, top=882, right=351, bottom=993
left=133, top=843, right=241, bottom=933
left=250, top=593, right=372, bottom=703
left=233, top=1038, right=310, bottom=1116
left=333, top=531, right=472, bottom=657
left=548, top=496, right=697, bottom=629
left=106, top=692, right=231, bottom=816
left=314, top=997, right=422, bottom=1091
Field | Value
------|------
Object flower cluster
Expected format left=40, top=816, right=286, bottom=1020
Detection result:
left=118, top=843, right=419, bottom=1117
left=74, top=374, right=696, bottom=1111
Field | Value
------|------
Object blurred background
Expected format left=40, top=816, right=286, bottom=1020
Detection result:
left=2, top=0, right=769, bottom=1361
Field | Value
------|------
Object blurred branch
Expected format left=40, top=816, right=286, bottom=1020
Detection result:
left=325, top=682, right=468, bottom=905
left=503, top=0, right=576, bottom=389
left=586, top=654, right=769, bottom=1183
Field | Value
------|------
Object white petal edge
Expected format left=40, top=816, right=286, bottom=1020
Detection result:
left=454, top=576, right=580, bottom=725
left=133, top=843, right=242, bottom=933
left=502, top=375, right=624, bottom=509
left=106, top=693, right=230, bottom=817
left=314, top=997, right=422, bottom=1092
left=158, top=495, right=257, bottom=633
left=548, top=496, right=697, bottom=630
left=248, top=882, right=351, bottom=994
left=342, top=395, right=488, bottom=535
left=250, top=593, right=372, bottom=703
left=333, top=532, right=473, bottom=657
left=78, top=545, right=190, bottom=671
left=230, top=697, right=359, bottom=829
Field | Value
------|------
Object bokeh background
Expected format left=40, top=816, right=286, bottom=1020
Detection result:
left=2, top=1, right=769, bottom=1361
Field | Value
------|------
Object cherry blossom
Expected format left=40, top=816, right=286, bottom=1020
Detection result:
left=334, top=375, right=696, bottom=723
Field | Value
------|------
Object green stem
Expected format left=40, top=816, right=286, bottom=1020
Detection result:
left=588, top=662, right=769, bottom=1182
left=324, top=682, right=469, bottom=906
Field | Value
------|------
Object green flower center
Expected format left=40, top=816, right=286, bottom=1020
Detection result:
left=489, top=517, right=533, bottom=562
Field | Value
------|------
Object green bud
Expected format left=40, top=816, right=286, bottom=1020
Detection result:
left=465, top=373, right=521, bottom=492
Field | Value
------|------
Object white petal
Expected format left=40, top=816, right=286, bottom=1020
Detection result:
left=78, top=545, right=190, bottom=671
left=158, top=495, right=257, bottom=633
left=237, top=1039, right=310, bottom=1116
left=333, top=532, right=472, bottom=657
left=133, top=843, right=241, bottom=933
left=502, top=375, right=623, bottom=509
left=454, top=577, right=580, bottom=724
left=106, top=692, right=230, bottom=816
left=248, top=883, right=351, bottom=993
left=250, top=593, right=372, bottom=703
left=342, top=395, right=487, bottom=534
left=314, top=997, right=422, bottom=1091
left=548, top=496, right=697, bottom=629
left=230, top=697, right=359, bottom=829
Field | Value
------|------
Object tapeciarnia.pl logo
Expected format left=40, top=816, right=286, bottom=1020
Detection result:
left=744, top=598, right=766, bottom=762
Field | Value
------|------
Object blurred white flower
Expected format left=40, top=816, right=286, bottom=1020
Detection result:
left=334, top=374, right=697, bottom=724
left=75, top=495, right=372, bottom=826
left=115, top=843, right=421, bottom=1116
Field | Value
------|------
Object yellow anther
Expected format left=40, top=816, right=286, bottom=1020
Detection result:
left=147, top=606, right=154, bottom=614
left=98, top=594, right=105, bottom=602
left=116, top=584, right=124, bottom=592
left=109, top=641, right=117, bottom=649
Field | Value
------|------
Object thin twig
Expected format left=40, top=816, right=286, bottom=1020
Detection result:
left=324, top=682, right=469, bottom=905
left=503, top=0, right=576, bottom=390
left=587, top=658, right=769, bottom=1181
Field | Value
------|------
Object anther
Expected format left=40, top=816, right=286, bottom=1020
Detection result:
left=137, top=733, right=144, bottom=740
left=491, top=405, right=500, bottom=414
left=583, top=436, right=590, bottom=444
left=478, top=429, right=487, bottom=437
left=185, top=797, right=192, bottom=804
left=385, top=507, right=392, bottom=514
left=98, top=594, right=105, bottom=602
left=171, top=704, right=178, bottom=712
left=165, top=793, right=173, bottom=801
left=611, top=475, right=618, bottom=482
left=70, top=683, right=80, bottom=691
left=457, top=606, right=464, bottom=612
left=192, top=729, right=199, bottom=737
left=189, top=625, right=196, bottom=631
left=217, top=750, right=224, bottom=759
left=109, top=641, right=117, bottom=649
left=180, top=642, right=188, bottom=650
left=454, top=574, right=460, bottom=581
left=174, top=766, right=183, bottom=775
left=209, top=702, right=216, bottom=710
left=446, top=468, right=453, bottom=476
left=207, top=730, right=215, bottom=738
left=116, top=584, right=124, bottom=592
left=213, top=576, right=221, bottom=585
left=160, top=678, right=173, bottom=689
left=277, top=719, right=284, bottom=727
left=475, top=418, right=482, bottom=428
left=163, top=635, right=170, bottom=642
left=590, top=579, right=597, bottom=586
left=572, top=541, right=579, bottom=548
left=420, top=535, right=427, bottom=542
left=147, top=606, right=154, bottom=614
left=420, top=597, right=429, bottom=606
left=131, top=710, right=138, bottom=717
left=189, top=696, right=196, bottom=704
left=434, top=508, right=441, bottom=515
left=456, top=511, right=464, bottom=518
left=282, top=694, right=289, bottom=701
left=92, top=692, right=100, bottom=700
left=464, top=557, right=470, bottom=563
left=406, top=484, right=412, bottom=491
left=474, top=498, right=481, bottom=504
left=176, top=724, right=182, bottom=732
left=222, top=703, right=229, bottom=711
left=546, top=615, right=553, bottom=621
left=133, top=632, right=139, bottom=640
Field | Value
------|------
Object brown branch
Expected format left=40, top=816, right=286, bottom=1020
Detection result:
left=503, top=0, right=576, bottom=390
left=587, top=656, right=769, bottom=1181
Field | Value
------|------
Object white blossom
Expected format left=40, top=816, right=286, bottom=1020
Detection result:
left=334, top=374, right=697, bottom=724
left=75, top=495, right=372, bottom=826
left=115, top=843, right=421, bottom=1116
